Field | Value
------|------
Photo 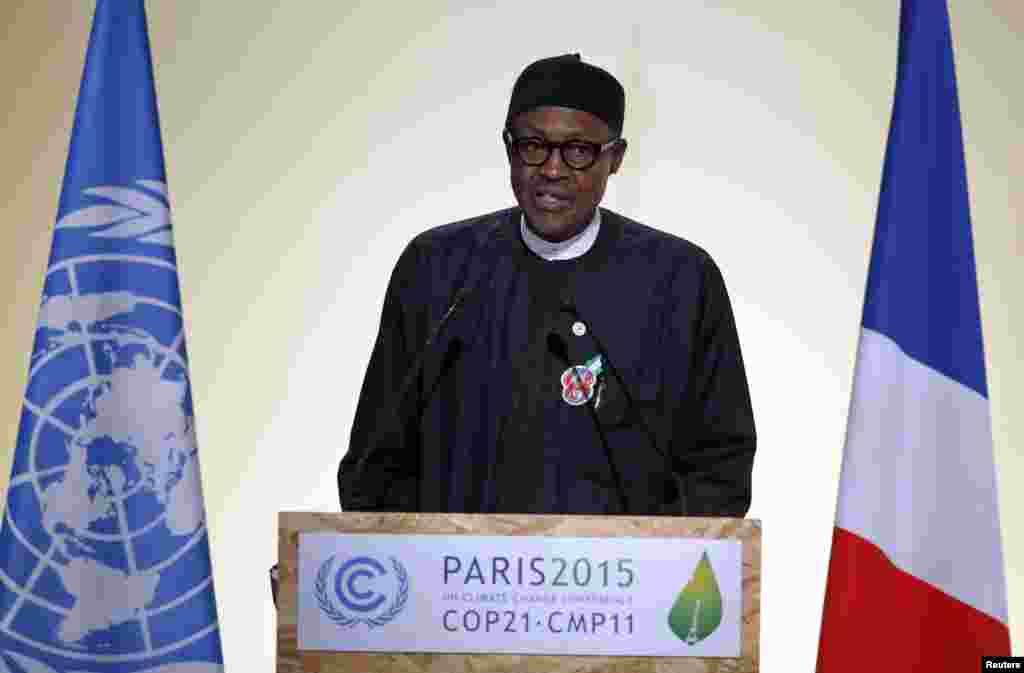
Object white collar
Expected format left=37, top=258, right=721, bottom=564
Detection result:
left=520, top=209, right=601, bottom=261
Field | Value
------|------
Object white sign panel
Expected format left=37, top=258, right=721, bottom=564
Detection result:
left=297, top=533, right=743, bottom=658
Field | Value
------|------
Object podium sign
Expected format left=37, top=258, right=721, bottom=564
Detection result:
left=298, top=533, right=742, bottom=656
left=278, top=512, right=760, bottom=672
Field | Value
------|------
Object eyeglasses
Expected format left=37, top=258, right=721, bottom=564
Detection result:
left=503, top=129, right=621, bottom=170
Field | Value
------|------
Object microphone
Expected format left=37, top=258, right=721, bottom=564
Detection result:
left=402, top=285, right=475, bottom=397
left=340, top=220, right=509, bottom=512
left=339, top=284, right=479, bottom=510
left=547, top=331, right=630, bottom=513
left=557, top=293, right=688, bottom=515
left=388, top=285, right=475, bottom=421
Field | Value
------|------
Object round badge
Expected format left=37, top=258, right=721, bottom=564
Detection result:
left=572, top=321, right=587, bottom=337
left=560, top=366, right=595, bottom=406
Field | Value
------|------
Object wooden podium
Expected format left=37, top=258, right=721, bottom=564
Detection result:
left=277, top=512, right=760, bottom=673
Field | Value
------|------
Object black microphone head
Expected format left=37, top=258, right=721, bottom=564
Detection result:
left=558, top=289, right=577, bottom=315
left=546, top=331, right=570, bottom=363
left=452, top=285, right=475, bottom=308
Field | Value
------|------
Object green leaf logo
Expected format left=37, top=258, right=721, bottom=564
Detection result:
left=667, top=550, right=723, bottom=644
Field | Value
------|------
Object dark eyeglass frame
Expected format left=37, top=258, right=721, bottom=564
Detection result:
left=502, top=129, right=622, bottom=170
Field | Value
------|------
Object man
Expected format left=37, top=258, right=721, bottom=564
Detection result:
left=338, top=54, right=755, bottom=516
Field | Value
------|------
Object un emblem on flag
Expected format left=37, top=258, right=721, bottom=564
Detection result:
left=0, top=183, right=220, bottom=671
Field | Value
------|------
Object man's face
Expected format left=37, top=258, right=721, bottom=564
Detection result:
left=508, top=106, right=626, bottom=242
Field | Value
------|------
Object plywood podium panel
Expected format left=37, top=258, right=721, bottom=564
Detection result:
left=277, top=512, right=760, bottom=673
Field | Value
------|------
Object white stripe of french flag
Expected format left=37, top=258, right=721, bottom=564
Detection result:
left=816, top=1, right=1011, bottom=670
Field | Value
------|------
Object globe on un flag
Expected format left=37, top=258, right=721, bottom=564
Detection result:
left=1, top=251, right=218, bottom=666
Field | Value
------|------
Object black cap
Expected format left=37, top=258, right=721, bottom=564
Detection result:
left=505, top=54, right=625, bottom=135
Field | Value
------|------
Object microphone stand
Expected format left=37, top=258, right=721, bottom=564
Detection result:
left=547, top=332, right=630, bottom=513
left=343, top=286, right=477, bottom=509
left=559, top=299, right=689, bottom=515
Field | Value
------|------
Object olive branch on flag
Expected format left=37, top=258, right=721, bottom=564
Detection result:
left=55, top=181, right=173, bottom=247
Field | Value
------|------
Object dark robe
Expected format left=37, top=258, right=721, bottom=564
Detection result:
left=338, top=207, right=755, bottom=516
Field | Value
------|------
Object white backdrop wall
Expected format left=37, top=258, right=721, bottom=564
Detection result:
left=0, top=2, right=1021, bottom=670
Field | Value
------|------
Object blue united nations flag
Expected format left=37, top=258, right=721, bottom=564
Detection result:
left=0, top=2, right=224, bottom=671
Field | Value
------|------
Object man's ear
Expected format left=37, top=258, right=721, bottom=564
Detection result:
left=609, top=139, right=627, bottom=175
left=501, top=131, right=516, bottom=163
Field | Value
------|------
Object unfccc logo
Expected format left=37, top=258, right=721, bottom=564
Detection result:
left=315, top=555, right=409, bottom=628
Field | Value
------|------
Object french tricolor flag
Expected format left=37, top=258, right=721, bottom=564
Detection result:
left=816, top=1, right=1011, bottom=671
